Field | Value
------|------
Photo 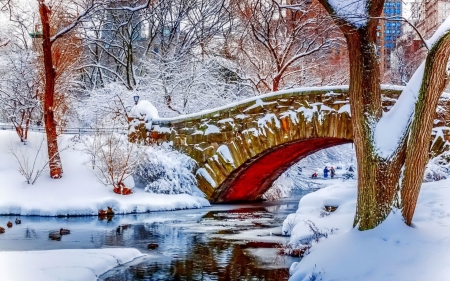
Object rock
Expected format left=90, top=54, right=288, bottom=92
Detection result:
left=324, top=205, right=338, bottom=212
left=147, top=243, right=159, bottom=250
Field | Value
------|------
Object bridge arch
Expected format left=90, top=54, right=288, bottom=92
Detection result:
left=129, top=86, right=403, bottom=203
left=211, top=137, right=352, bottom=202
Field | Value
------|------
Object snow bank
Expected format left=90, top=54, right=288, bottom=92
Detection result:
left=0, top=248, right=142, bottom=281
left=0, top=131, right=209, bottom=216
left=286, top=179, right=450, bottom=281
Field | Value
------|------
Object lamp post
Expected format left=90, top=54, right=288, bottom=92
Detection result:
left=133, top=95, right=140, bottom=105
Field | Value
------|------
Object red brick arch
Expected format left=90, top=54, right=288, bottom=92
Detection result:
left=211, top=137, right=352, bottom=203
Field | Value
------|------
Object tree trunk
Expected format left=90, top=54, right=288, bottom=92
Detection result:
left=345, top=30, right=405, bottom=230
left=401, top=33, right=450, bottom=225
left=39, top=3, right=63, bottom=179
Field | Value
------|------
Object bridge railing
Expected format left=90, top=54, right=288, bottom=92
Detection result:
left=0, top=124, right=128, bottom=135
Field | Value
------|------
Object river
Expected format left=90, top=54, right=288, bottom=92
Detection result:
left=0, top=189, right=314, bottom=281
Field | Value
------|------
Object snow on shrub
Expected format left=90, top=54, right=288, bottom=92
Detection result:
left=424, top=150, right=450, bottom=182
left=82, top=132, right=141, bottom=194
left=133, top=145, right=202, bottom=196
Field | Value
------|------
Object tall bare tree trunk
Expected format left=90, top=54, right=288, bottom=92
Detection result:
left=39, top=2, right=63, bottom=179
left=315, top=0, right=408, bottom=230
left=401, top=33, right=450, bottom=225
left=346, top=30, right=406, bottom=230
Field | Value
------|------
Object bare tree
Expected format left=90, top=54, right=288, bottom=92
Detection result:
left=228, top=0, right=340, bottom=93
left=83, top=131, right=142, bottom=195
left=0, top=48, right=41, bottom=143
left=78, top=0, right=238, bottom=117
left=8, top=137, right=50, bottom=185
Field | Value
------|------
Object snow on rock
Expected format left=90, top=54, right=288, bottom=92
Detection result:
left=244, top=98, right=277, bottom=112
left=0, top=131, right=209, bottom=216
left=287, top=179, right=450, bottom=281
left=280, top=110, right=299, bottom=124
left=258, top=113, right=280, bottom=135
left=0, top=248, right=143, bottom=281
left=205, top=124, right=221, bottom=135
left=196, top=167, right=217, bottom=188
left=337, top=104, right=351, bottom=116
left=217, top=145, right=234, bottom=165
left=328, top=0, right=368, bottom=28
left=297, top=107, right=315, bottom=122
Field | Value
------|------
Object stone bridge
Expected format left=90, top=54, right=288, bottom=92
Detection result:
left=129, top=86, right=450, bottom=203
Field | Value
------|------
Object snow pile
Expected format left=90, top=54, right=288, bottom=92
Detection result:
left=0, top=248, right=142, bottom=281
left=133, top=146, right=203, bottom=196
left=0, top=131, right=209, bottom=216
left=130, top=100, right=159, bottom=120
left=286, top=179, right=450, bottom=281
left=328, top=0, right=368, bottom=27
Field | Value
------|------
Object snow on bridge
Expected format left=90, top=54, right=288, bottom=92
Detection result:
left=129, top=86, right=450, bottom=203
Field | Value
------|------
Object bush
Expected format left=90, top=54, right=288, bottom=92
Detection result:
left=133, top=146, right=201, bottom=196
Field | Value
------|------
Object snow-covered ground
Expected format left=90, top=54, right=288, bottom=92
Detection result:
left=285, top=179, right=450, bottom=281
left=0, top=248, right=143, bottom=281
left=0, top=130, right=209, bottom=216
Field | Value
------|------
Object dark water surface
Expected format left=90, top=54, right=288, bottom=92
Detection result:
left=0, top=189, right=313, bottom=281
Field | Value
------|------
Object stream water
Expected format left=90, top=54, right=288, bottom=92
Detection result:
left=0, top=189, right=314, bottom=281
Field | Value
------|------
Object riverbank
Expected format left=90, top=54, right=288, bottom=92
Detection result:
left=285, top=179, right=450, bottom=281
left=0, top=191, right=314, bottom=281
left=0, top=248, right=143, bottom=281
left=0, top=130, right=209, bottom=217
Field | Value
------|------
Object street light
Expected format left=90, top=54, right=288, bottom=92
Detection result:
left=133, top=95, right=140, bottom=105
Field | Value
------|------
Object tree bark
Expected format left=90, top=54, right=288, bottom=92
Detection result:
left=401, top=33, right=450, bottom=225
left=316, top=0, right=407, bottom=230
left=39, top=2, right=63, bottom=179
left=345, top=30, right=406, bottom=230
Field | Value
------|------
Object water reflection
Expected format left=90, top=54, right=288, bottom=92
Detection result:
left=0, top=189, right=312, bottom=281
left=104, top=239, right=289, bottom=281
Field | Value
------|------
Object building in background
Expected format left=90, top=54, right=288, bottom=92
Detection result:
left=377, top=0, right=403, bottom=73
left=389, top=0, right=450, bottom=85
left=416, top=0, right=450, bottom=38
